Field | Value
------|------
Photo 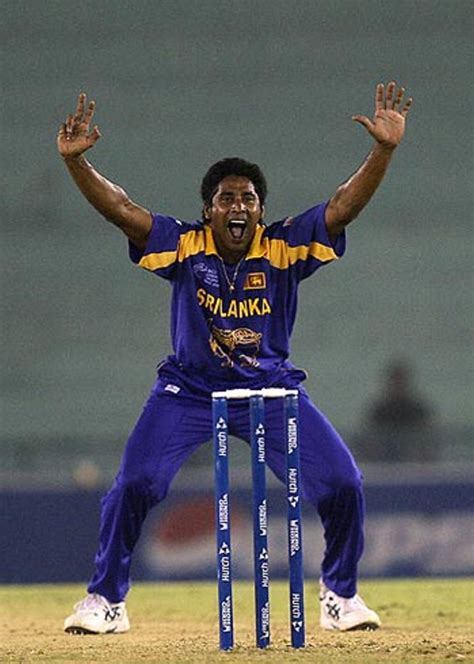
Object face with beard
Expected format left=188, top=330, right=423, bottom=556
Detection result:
left=204, top=176, right=264, bottom=264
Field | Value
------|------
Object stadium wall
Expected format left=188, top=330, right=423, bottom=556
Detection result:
left=2, top=474, right=473, bottom=584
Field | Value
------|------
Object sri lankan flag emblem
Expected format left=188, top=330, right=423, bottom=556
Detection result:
left=244, top=272, right=266, bottom=290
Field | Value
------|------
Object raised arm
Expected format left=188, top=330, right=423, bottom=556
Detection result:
left=57, top=93, right=152, bottom=249
left=325, top=81, right=412, bottom=242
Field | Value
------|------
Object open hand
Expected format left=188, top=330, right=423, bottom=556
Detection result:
left=352, top=82, right=412, bottom=149
left=57, top=92, right=101, bottom=158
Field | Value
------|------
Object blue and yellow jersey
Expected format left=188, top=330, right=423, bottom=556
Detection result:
left=129, top=203, right=345, bottom=393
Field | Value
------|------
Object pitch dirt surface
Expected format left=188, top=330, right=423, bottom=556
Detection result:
left=1, top=579, right=473, bottom=663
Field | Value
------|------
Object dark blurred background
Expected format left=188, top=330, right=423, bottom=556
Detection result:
left=1, top=0, right=473, bottom=582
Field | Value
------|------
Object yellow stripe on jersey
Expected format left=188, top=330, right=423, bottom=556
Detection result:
left=138, top=224, right=337, bottom=271
left=177, top=230, right=206, bottom=261
left=267, top=238, right=338, bottom=269
left=138, top=249, right=177, bottom=271
left=138, top=229, right=205, bottom=271
left=245, top=225, right=267, bottom=259
left=307, top=241, right=339, bottom=263
left=204, top=225, right=219, bottom=256
left=246, top=225, right=338, bottom=268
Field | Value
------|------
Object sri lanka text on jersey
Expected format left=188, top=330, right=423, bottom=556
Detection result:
left=196, top=288, right=272, bottom=318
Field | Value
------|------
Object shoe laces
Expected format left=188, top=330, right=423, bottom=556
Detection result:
left=74, top=593, right=111, bottom=614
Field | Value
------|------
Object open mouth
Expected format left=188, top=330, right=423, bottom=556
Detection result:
left=227, top=219, right=247, bottom=241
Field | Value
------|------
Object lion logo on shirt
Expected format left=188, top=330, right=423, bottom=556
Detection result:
left=208, top=321, right=262, bottom=368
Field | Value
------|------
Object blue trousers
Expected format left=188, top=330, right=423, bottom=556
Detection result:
left=88, top=380, right=364, bottom=602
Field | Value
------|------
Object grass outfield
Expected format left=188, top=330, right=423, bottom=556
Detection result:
left=1, top=579, right=473, bottom=663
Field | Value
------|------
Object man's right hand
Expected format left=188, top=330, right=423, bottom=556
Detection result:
left=58, top=92, right=152, bottom=249
left=57, top=92, right=101, bottom=159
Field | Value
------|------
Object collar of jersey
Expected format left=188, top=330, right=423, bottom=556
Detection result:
left=204, top=224, right=267, bottom=260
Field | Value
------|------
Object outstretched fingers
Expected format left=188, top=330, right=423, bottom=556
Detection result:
left=385, top=81, right=396, bottom=110
left=57, top=116, right=74, bottom=144
left=71, top=92, right=95, bottom=130
left=375, top=83, right=384, bottom=111
left=374, top=81, right=413, bottom=116
left=73, top=92, right=87, bottom=122
left=393, top=86, right=405, bottom=110
left=90, top=125, right=102, bottom=143
left=400, top=97, right=413, bottom=117
left=83, top=99, right=96, bottom=127
left=352, top=114, right=375, bottom=133
left=57, top=93, right=101, bottom=156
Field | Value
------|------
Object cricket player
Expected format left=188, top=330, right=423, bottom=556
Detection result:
left=59, top=82, right=412, bottom=634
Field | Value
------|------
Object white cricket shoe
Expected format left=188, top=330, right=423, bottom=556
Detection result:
left=64, top=593, right=130, bottom=634
left=319, top=580, right=381, bottom=631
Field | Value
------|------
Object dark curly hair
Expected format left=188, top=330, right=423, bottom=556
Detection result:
left=200, top=157, right=267, bottom=208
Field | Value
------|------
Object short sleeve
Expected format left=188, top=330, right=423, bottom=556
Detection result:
left=268, top=203, right=346, bottom=282
left=129, top=213, right=188, bottom=281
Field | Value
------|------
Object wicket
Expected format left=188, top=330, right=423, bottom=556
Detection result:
left=212, top=388, right=305, bottom=650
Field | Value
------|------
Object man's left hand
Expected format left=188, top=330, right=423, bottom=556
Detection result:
left=352, top=81, right=412, bottom=149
